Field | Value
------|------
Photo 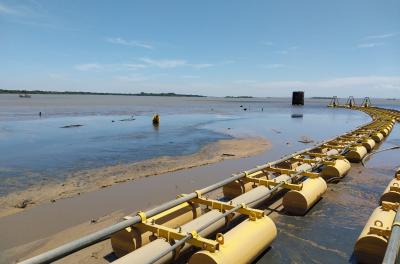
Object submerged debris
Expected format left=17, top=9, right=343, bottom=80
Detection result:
left=271, top=128, right=282, bottom=134
left=291, top=114, right=303, bottom=118
left=60, top=124, right=83, bottom=128
left=119, top=117, right=135, bottom=122
left=298, top=136, right=314, bottom=144
left=15, top=199, right=34, bottom=209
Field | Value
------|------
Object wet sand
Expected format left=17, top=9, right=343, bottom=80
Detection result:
left=0, top=137, right=270, bottom=218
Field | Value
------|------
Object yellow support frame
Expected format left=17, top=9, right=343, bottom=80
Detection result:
left=137, top=222, right=220, bottom=252
left=190, top=196, right=265, bottom=220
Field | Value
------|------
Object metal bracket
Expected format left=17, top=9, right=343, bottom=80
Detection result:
left=306, top=152, right=346, bottom=160
left=262, top=166, right=320, bottom=179
left=389, top=185, right=400, bottom=193
left=190, top=196, right=264, bottom=220
left=382, top=201, right=399, bottom=211
left=369, top=226, right=391, bottom=237
left=137, top=222, right=219, bottom=252
left=242, top=176, right=303, bottom=191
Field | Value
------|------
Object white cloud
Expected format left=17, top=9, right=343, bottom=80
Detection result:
left=365, top=32, right=399, bottom=40
left=192, top=63, right=213, bottom=69
left=74, top=63, right=103, bottom=71
left=261, top=41, right=274, bottom=46
left=0, top=3, right=19, bottom=15
left=140, top=58, right=187, bottom=68
left=106, top=37, right=153, bottom=49
left=357, top=42, right=384, bottom=48
left=123, top=63, right=148, bottom=69
left=139, top=58, right=213, bottom=69
left=74, top=58, right=216, bottom=72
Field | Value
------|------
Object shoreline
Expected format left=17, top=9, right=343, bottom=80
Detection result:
left=0, top=137, right=270, bottom=218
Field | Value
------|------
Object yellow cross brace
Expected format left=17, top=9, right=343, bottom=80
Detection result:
left=190, top=196, right=265, bottom=220
left=137, top=222, right=220, bottom=252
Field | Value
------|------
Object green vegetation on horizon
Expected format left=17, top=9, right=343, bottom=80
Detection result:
left=0, top=89, right=205, bottom=97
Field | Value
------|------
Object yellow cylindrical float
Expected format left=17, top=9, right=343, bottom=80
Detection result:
left=380, top=178, right=400, bottom=204
left=111, top=202, right=201, bottom=257
left=222, top=171, right=265, bottom=199
left=380, top=128, right=389, bottom=137
left=345, top=145, right=367, bottom=162
left=188, top=216, right=277, bottom=264
left=354, top=206, right=396, bottom=264
left=222, top=180, right=255, bottom=199
left=282, top=177, right=327, bottom=215
left=362, top=138, right=376, bottom=152
left=372, top=132, right=384, bottom=143
left=321, top=158, right=351, bottom=180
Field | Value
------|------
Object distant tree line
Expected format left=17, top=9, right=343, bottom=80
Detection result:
left=0, top=89, right=205, bottom=97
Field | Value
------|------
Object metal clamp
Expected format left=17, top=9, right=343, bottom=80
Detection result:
left=190, top=196, right=264, bottom=220
left=137, top=222, right=220, bottom=252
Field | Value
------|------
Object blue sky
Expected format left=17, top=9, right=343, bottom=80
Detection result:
left=0, top=0, right=399, bottom=97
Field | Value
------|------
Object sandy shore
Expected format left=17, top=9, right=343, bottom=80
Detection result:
left=0, top=137, right=270, bottom=218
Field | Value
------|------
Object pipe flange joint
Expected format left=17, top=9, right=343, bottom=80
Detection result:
left=195, top=190, right=202, bottom=198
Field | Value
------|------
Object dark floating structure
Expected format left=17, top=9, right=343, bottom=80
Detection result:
left=292, top=91, right=304, bottom=105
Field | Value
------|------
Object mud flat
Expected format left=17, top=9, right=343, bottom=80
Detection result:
left=0, top=137, right=270, bottom=218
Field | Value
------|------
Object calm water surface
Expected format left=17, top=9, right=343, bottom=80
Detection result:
left=1, top=95, right=398, bottom=196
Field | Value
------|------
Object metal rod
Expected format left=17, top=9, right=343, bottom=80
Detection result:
left=383, top=207, right=400, bottom=264
left=19, top=110, right=378, bottom=264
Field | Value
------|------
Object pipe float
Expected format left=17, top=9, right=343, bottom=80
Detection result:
left=380, top=179, right=400, bottom=204
left=354, top=204, right=397, bottom=264
left=372, top=132, right=384, bottom=143
left=283, top=177, right=327, bottom=215
left=223, top=171, right=265, bottom=199
left=111, top=202, right=201, bottom=257
left=321, top=158, right=351, bottom=181
left=362, top=138, right=376, bottom=152
left=345, top=145, right=368, bottom=162
left=188, top=217, right=277, bottom=264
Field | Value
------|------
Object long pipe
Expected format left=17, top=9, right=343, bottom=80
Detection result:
left=382, top=207, right=400, bottom=264
left=20, top=116, right=376, bottom=264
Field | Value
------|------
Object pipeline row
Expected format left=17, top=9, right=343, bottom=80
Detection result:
left=20, top=105, right=400, bottom=264
left=352, top=106, right=400, bottom=264
left=109, top=106, right=398, bottom=264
